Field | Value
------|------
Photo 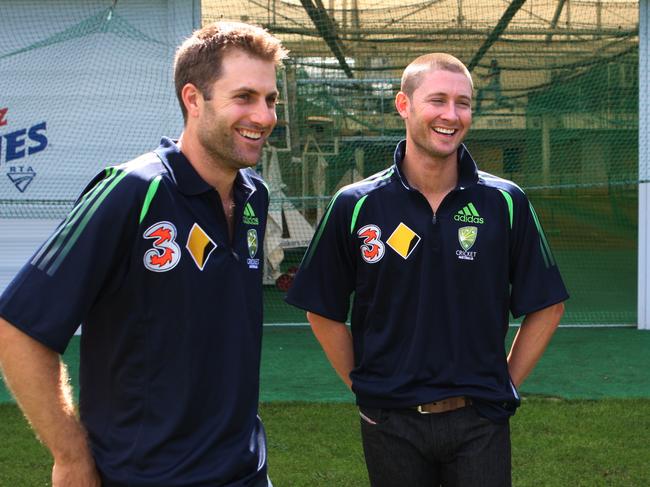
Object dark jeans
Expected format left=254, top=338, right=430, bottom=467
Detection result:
left=359, top=405, right=511, bottom=487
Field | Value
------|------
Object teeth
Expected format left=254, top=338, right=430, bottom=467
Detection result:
left=433, top=127, right=455, bottom=135
left=238, top=129, right=262, bottom=140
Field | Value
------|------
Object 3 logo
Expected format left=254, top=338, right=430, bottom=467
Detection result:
left=357, top=224, right=385, bottom=264
left=143, top=222, right=181, bottom=272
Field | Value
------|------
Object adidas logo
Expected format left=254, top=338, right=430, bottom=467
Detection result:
left=243, top=202, right=259, bottom=225
left=454, top=202, right=485, bottom=224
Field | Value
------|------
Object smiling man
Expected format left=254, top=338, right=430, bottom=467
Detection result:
left=286, top=53, right=568, bottom=486
left=0, top=22, right=287, bottom=486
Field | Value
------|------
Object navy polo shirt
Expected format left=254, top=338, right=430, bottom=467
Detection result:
left=287, top=140, right=568, bottom=421
left=0, top=138, right=270, bottom=486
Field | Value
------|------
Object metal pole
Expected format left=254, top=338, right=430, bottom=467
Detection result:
left=639, top=0, right=649, bottom=329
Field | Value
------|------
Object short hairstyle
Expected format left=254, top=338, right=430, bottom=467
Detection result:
left=174, top=21, right=289, bottom=121
left=400, top=53, right=473, bottom=98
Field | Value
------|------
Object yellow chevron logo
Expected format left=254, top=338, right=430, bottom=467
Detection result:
left=387, top=222, right=420, bottom=259
left=186, top=223, right=217, bottom=270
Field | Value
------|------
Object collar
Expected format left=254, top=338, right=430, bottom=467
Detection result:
left=154, top=137, right=257, bottom=196
left=393, top=139, right=479, bottom=191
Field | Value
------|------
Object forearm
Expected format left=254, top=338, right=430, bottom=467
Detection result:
left=507, top=302, right=565, bottom=388
left=307, top=312, right=355, bottom=389
left=0, top=317, right=93, bottom=464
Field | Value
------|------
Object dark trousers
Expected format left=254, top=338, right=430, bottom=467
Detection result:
left=359, top=405, right=511, bottom=487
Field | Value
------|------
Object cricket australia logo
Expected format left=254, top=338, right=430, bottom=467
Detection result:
left=456, top=226, right=478, bottom=261
left=143, top=221, right=181, bottom=272
left=357, top=224, right=385, bottom=264
left=247, top=229, right=260, bottom=269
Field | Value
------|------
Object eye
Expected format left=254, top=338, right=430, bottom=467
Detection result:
left=236, top=93, right=250, bottom=101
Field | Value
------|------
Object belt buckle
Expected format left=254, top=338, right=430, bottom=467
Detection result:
left=416, top=403, right=435, bottom=414
left=415, top=397, right=468, bottom=414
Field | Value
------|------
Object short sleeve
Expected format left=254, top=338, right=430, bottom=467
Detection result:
left=0, top=167, right=141, bottom=353
left=509, top=190, right=569, bottom=318
left=285, top=192, right=356, bottom=323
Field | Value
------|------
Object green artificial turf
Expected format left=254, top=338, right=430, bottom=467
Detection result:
left=2, top=399, right=649, bottom=486
left=260, top=326, right=650, bottom=402
left=2, top=327, right=649, bottom=485
left=2, top=327, right=650, bottom=404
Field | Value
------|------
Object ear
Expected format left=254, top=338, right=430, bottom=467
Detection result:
left=395, top=91, right=409, bottom=119
left=181, top=83, right=202, bottom=119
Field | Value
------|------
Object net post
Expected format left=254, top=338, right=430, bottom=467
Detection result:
left=639, top=0, right=649, bottom=330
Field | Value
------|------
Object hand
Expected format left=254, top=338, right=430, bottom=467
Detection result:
left=52, top=455, right=101, bottom=487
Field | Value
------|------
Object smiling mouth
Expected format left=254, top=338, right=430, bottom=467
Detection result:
left=433, top=127, right=456, bottom=135
left=237, top=128, right=264, bottom=140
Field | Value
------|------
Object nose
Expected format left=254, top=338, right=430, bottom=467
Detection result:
left=441, top=101, right=459, bottom=122
left=250, top=99, right=277, bottom=128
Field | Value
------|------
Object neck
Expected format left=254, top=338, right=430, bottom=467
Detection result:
left=177, top=130, right=237, bottom=202
left=401, top=141, right=459, bottom=197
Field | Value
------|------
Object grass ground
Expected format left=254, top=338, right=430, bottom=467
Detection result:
left=5, top=327, right=648, bottom=404
left=2, top=328, right=649, bottom=485
left=2, top=398, right=649, bottom=486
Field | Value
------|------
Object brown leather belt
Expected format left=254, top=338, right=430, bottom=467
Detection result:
left=414, top=396, right=471, bottom=414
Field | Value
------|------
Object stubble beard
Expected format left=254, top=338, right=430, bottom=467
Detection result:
left=412, top=126, right=459, bottom=163
left=198, top=122, right=263, bottom=173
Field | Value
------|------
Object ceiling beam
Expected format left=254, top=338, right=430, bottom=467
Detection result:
left=467, top=0, right=528, bottom=71
left=268, top=25, right=633, bottom=39
left=546, top=0, right=568, bottom=43
left=299, top=0, right=354, bottom=78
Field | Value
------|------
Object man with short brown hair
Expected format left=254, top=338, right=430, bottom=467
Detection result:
left=287, top=52, right=567, bottom=486
left=0, top=21, right=286, bottom=486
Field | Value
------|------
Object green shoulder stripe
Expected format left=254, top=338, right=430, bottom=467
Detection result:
left=33, top=167, right=119, bottom=270
left=34, top=167, right=132, bottom=276
left=139, top=175, right=162, bottom=224
left=497, top=189, right=514, bottom=229
left=350, top=195, right=369, bottom=234
left=529, top=202, right=556, bottom=268
left=46, top=169, right=131, bottom=276
left=302, top=191, right=343, bottom=268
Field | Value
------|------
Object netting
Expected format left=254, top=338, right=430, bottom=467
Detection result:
left=205, top=0, right=641, bottom=325
left=0, top=1, right=181, bottom=218
left=0, top=0, right=642, bottom=325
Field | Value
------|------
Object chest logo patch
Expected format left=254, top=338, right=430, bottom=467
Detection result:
left=357, top=224, right=385, bottom=264
left=143, top=221, right=181, bottom=272
left=243, top=202, right=259, bottom=225
left=457, top=226, right=478, bottom=261
left=247, top=229, right=258, bottom=258
left=454, top=202, right=485, bottom=224
left=186, top=223, right=217, bottom=271
left=247, top=229, right=260, bottom=269
left=387, top=223, right=421, bottom=260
